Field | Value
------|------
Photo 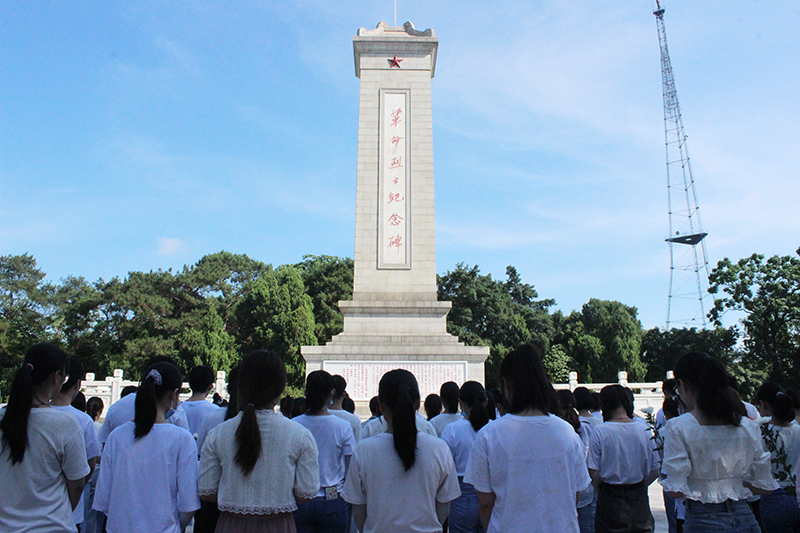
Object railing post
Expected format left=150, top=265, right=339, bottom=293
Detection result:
left=569, top=372, right=578, bottom=391
left=85, top=373, right=95, bottom=382
left=110, top=369, right=124, bottom=405
left=216, top=371, right=227, bottom=400
left=617, top=371, right=628, bottom=387
left=666, top=370, right=674, bottom=380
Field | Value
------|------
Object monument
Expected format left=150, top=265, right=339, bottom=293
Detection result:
left=301, top=22, right=489, bottom=409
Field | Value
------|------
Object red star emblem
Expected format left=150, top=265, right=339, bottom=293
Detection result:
left=388, top=55, right=403, bottom=68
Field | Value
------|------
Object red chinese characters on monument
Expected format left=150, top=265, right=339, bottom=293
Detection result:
left=389, top=157, right=403, bottom=169
left=388, top=235, right=403, bottom=249
left=391, top=108, right=402, bottom=127
left=387, top=192, right=404, bottom=204
left=391, top=135, right=403, bottom=148
left=388, top=213, right=404, bottom=227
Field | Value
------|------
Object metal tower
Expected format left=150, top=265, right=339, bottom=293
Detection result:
left=653, top=1, right=711, bottom=330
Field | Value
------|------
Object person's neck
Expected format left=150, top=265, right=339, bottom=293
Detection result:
left=511, top=407, right=547, bottom=417
left=308, top=405, right=330, bottom=416
left=331, top=398, right=344, bottom=410
left=188, top=391, right=208, bottom=402
left=769, top=415, right=791, bottom=427
left=578, top=409, right=593, bottom=417
left=50, top=392, right=74, bottom=407
left=606, top=407, right=632, bottom=422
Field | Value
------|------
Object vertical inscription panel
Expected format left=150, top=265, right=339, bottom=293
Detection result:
left=322, top=361, right=466, bottom=402
left=378, top=89, right=411, bottom=269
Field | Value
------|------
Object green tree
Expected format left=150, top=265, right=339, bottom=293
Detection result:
left=640, top=326, right=739, bottom=382
left=295, top=255, right=353, bottom=344
left=177, top=307, right=236, bottom=372
left=236, top=266, right=317, bottom=389
left=552, top=299, right=645, bottom=383
left=437, top=264, right=555, bottom=388
left=708, top=248, right=800, bottom=384
left=0, top=254, right=53, bottom=394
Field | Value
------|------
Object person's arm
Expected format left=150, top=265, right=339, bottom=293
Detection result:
left=645, top=468, right=660, bottom=486
left=744, top=481, right=773, bottom=495
left=199, top=492, right=217, bottom=502
left=67, top=477, right=86, bottom=510
left=179, top=511, right=194, bottom=531
left=352, top=503, right=367, bottom=532
left=86, top=456, right=98, bottom=481
left=589, top=468, right=602, bottom=489
left=477, top=491, right=496, bottom=530
left=436, top=501, right=450, bottom=525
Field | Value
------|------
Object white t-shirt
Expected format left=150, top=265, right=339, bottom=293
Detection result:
left=759, top=421, right=800, bottom=489
left=588, top=421, right=660, bottom=485
left=661, top=413, right=779, bottom=503
left=430, top=412, right=463, bottom=437
left=294, top=414, right=355, bottom=496
left=330, top=409, right=362, bottom=442
left=744, top=402, right=760, bottom=421
left=441, top=417, right=478, bottom=476
left=180, top=399, right=220, bottom=436
left=52, top=405, right=101, bottom=525
left=464, top=414, right=590, bottom=533
left=342, top=432, right=460, bottom=533
left=93, top=422, right=200, bottom=533
left=197, top=407, right=228, bottom=454
left=98, top=394, right=190, bottom=444
left=0, top=407, right=90, bottom=533
left=580, top=414, right=602, bottom=428
left=362, top=413, right=438, bottom=439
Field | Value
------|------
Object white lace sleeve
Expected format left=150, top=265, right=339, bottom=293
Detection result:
left=661, top=422, right=693, bottom=497
left=293, top=429, right=320, bottom=499
left=198, top=427, right=222, bottom=496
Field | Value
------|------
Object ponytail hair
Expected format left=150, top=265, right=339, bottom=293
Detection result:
left=235, top=350, right=286, bottom=476
left=459, top=381, right=489, bottom=432
left=1, top=343, right=68, bottom=464
left=379, top=369, right=419, bottom=471
left=757, top=382, right=795, bottom=424
left=224, top=365, right=240, bottom=421
left=134, top=361, right=182, bottom=439
left=556, top=389, right=581, bottom=433
left=673, top=352, right=741, bottom=426
left=86, top=397, right=104, bottom=422
left=600, top=385, right=633, bottom=422
left=305, top=370, right=334, bottom=413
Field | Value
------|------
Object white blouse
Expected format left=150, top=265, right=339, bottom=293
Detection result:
left=662, top=413, right=780, bottom=503
left=198, top=410, right=320, bottom=514
left=759, top=421, right=800, bottom=489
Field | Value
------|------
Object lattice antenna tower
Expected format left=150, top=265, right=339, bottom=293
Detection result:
left=653, top=1, right=711, bottom=330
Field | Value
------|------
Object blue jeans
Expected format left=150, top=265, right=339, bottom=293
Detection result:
left=578, top=501, right=595, bottom=533
left=449, top=478, right=484, bottom=533
left=81, top=468, right=102, bottom=533
left=664, top=490, right=679, bottom=533
left=684, top=499, right=762, bottom=533
left=294, top=494, right=349, bottom=533
left=759, top=489, right=800, bottom=533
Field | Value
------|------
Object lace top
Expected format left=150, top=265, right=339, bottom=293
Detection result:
left=661, top=413, right=779, bottom=503
left=198, top=410, right=320, bottom=514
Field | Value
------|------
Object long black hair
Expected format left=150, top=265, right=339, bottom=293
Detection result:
left=379, top=369, right=419, bottom=471
left=134, top=361, right=182, bottom=438
left=556, top=389, right=581, bottom=432
left=459, top=381, right=489, bottom=432
left=600, top=385, right=633, bottom=422
left=673, top=351, right=741, bottom=426
left=305, top=370, right=334, bottom=413
left=757, top=382, right=795, bottom=424
left=440, top=382, right=460, bottom=414
left=500, top=344, right=556, bottom=415
left=1, top=343, right=68, bottom=464
left=224, top=365, right=240, bottom=421
left=235, top=350, right=286, bottom=476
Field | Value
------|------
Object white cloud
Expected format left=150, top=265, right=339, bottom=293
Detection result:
left=157, top=237, right=188, bottom=256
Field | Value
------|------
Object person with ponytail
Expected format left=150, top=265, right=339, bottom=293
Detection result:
left=0, top=343, right=89, bottom=532
left=92, top=361, right=199, bottom=533
left=361, top=378, right=438, bottom=438
left=587, top=385, right=659, bottom=533
left=194, top=365, right=241, bottom=533
left=441, top=381, right=490, bottom=533
left=292, top=370, right=355, bottom=533
left=342, top=369, right=460, bottom=533
left=198, top=350, right=319, bottom=533
left=755, top=382, right=800, bottom=533
left=464, top=344, right=590, bottom=533
left=662, top=352, right=779, bottom=532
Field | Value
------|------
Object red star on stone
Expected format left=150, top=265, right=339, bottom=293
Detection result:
left=388, top=55, right=403, bottom=68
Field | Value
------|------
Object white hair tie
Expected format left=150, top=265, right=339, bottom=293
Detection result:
left=146, top=369, right=163, bottom=386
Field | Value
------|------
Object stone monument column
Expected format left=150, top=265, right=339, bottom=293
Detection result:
left=301, top=22, right=489, bottom=409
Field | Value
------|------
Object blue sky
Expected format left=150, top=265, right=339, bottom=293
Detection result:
left=1, top=1, right=798, bottom=331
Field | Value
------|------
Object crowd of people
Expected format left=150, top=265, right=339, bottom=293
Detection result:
left=1, top=341, right=799, bottom=533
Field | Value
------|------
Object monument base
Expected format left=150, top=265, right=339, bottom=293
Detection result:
left=302, top=298, right=489, bottom=416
